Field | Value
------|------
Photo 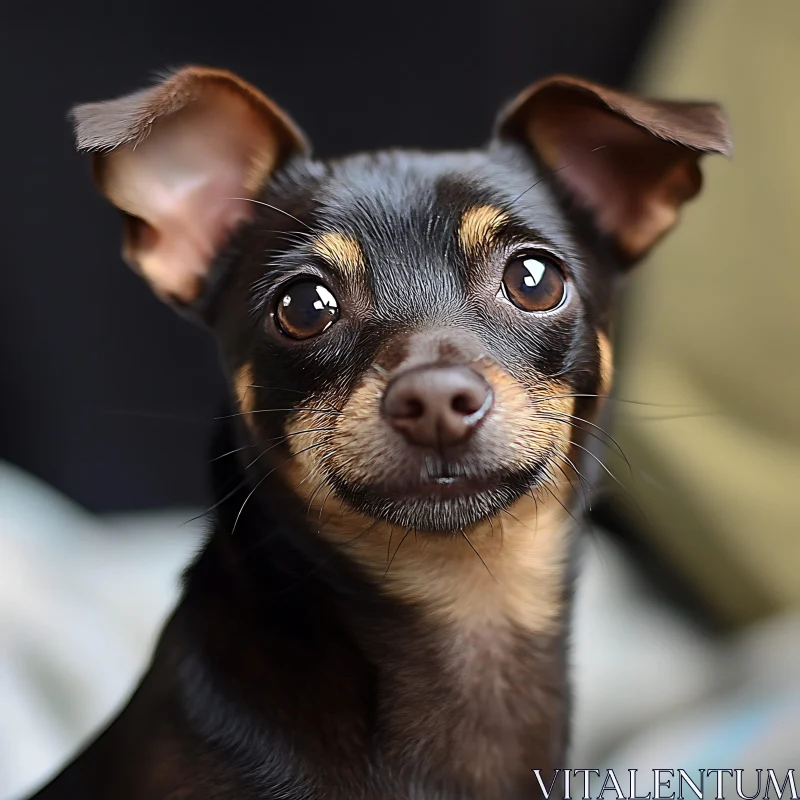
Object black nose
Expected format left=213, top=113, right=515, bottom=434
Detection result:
left=383, top=365, right=493, bottom=449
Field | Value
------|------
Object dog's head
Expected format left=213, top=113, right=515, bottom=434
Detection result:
left=73, top=68, right=730, bottom=539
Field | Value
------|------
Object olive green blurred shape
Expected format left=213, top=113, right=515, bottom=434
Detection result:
left=612, top=0, right=800, bottom=626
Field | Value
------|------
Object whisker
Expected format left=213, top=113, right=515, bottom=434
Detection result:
left=243, top=428, right=334, bottom=470
left=283, top=427, right=337, bottom=438
left=535, top=410, right=632, bottom=472
left=510, top=145, right=607, bottom=204
left=188, top=434, right=332, bottom=525
left=500, top=508, right=526, bottom=528
left=541, top=469, right=608, bottom=563
left=383, top=527, right=413, bottom=581
left=569, top=440, right=626, bottom=492
left=227, top=197, right=312, bottom=230
left=279, top=517, right=385, bottom=595
left=182, top=478, right=249, bottom=525
left=567, top=442, right=650, bottom=528
left=246, top=385, right=343, bottom=414
left=537, top=413, right=628, bottom=469
left=230, top=474, right=270, bottom=536
left=231, top=442, right=327, bottom=536
left=460, top=529, right=498, bottom=583
left=557, top=454, right=594, bottom=513
left=625, top=411, right=720, bottom=422
left=216, top=407, right=341, bottom=420
left=304, top=479, right=325, bottom=513
left=548, top=461, right=581, bottom=504
left=100, top=408, right=208, bottom=426
left=253, top=228, right=314, bottom=243
left=338, top=516, right=382, bottom=549
left=500, top=506, right=540, bottom=539
left=317, top=485, right=336, bottom=528
left=539, top=480, right=582, bottom=526
left=209, top=443, right=256, bottom=463
left=531, top=392, right=711, bottom=412
left=274, top=233, right=313, bottom=249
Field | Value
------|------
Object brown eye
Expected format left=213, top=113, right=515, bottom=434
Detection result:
left=500, top=254, right=566, bottom=312
left=275, top=281, right=339, bottom=339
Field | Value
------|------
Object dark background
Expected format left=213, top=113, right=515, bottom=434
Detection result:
left=0, top=0, right=666, bottom=511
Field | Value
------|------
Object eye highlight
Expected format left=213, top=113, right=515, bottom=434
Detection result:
left=499, top=253, right=566, bottom=312
left=274, top=280, right=340, bottom=339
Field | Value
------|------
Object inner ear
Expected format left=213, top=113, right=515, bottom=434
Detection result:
left=72, top=67, right=309, bottom=309
left=496, top=76, right=732, bottom=262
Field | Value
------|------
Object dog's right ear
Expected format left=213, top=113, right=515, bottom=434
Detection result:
left=71, top=67, right=308, bottom=310
left=495, top=76, right=732, bottom=264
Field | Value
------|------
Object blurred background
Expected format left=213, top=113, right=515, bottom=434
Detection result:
left=1, top=0, right=798, bottom=796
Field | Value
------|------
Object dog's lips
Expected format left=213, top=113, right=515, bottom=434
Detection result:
left=405, top=473, right=501, bottom=500
left=329, top=462, right=549, bottom=532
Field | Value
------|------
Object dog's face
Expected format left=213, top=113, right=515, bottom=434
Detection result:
left=73, top=69, right=730, bottom=536
left=231, top=149, right=612, bottom=533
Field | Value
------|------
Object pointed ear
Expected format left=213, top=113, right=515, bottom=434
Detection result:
left=71, top=66, right=308, bottom=308
left=495, top=75, right=732, bottom=262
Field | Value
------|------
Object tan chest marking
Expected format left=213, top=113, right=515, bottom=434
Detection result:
left=289, top=486, right=572, bottom=638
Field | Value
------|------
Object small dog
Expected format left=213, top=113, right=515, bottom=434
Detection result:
left=31, top=67, right=730, bottom=799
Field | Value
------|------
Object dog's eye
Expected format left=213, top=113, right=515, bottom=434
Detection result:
left=275, top=281, right=339, bottom=339
left=499, top=254, right=566, bottom=312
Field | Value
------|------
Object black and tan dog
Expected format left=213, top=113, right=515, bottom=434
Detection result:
left=31, top=68, right=730, bottom=799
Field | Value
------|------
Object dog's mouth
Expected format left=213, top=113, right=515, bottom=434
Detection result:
left=329, top=462, right=548, bottom=533
left=410, top=470, right=503, bottom=498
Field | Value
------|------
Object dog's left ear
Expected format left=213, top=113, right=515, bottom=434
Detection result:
left=496, top=76, right=732, bottom=262
left=72, top=67, right=308, bottom=310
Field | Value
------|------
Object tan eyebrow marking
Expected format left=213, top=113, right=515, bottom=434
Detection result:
left=458, top=205, right=509, bottom=254
left=311, top=232, right=365, bottom=279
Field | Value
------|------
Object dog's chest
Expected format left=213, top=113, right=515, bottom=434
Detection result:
left=371, top=619, right=564, bottom=799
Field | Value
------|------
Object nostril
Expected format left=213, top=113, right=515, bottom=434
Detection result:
left=451, top=392, right=478, bottom=415
left=399, top=397, right=425, bottom=419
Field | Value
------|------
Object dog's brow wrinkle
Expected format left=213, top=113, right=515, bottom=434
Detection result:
left=311, top=232, right=365, bottom=279
left=458, top=205, right=509, bottom=254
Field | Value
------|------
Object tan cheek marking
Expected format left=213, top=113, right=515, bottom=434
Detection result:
left=280, top=393, right=352, bottom=504
left=458, top=206, right=509, bottom=255
left=273, top=351, right=581, bottom=640
left=597, top=331, right=614, bottom=398
left=279, top=365, right=576, bottom=638
left=234, top=363, right=256, bottom=427
left=326, top=363, right=576, bottom=492
left=312, top=232, right=365, bottom=280
left=487, top=365, right=575, bottom=441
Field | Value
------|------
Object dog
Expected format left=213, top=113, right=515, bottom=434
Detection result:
left=30, top=67, right=730, bottom=799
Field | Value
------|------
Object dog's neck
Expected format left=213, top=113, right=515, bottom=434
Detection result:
left=313, top=492, right=575, bottom=793
left=185, top=425, right=576, bottom=797
left=314, top=492, right=573, bottom=634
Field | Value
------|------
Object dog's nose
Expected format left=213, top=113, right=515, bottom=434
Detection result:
left=383, top=366, right=493, bottom=449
